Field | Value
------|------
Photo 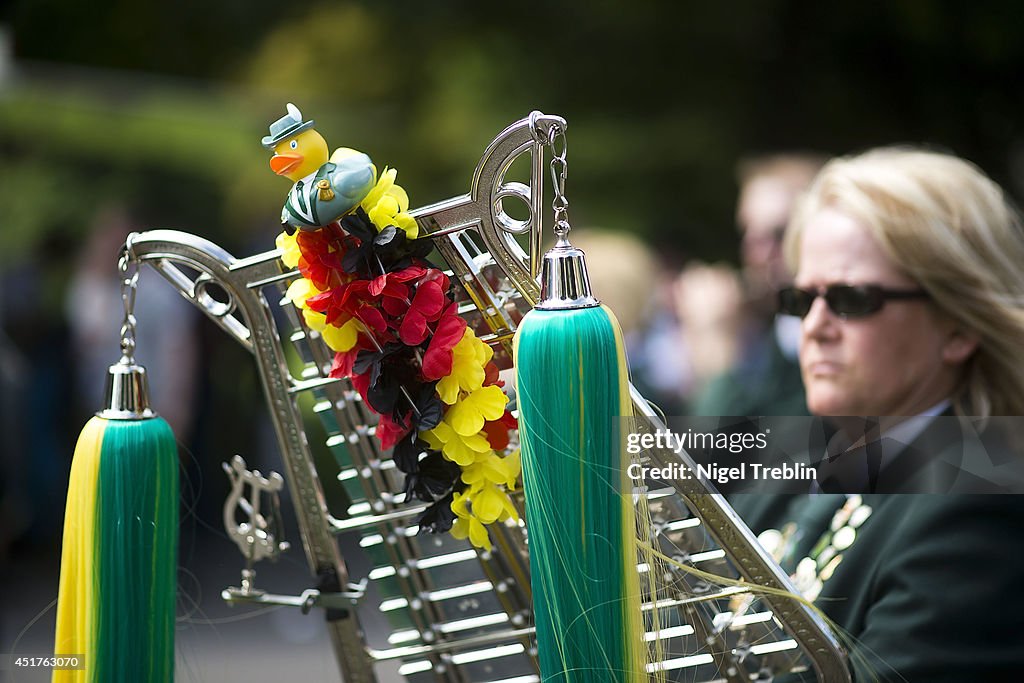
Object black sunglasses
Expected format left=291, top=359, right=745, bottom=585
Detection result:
left=777, top=284, right=930, bottom=319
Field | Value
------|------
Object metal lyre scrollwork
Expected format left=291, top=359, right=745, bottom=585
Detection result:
left=221, top=455, right=288, bottom=593
left=123, top=112, right=851, bottom=682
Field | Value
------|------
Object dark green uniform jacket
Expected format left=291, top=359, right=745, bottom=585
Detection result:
left=732, top=419, right=1024, bottom=682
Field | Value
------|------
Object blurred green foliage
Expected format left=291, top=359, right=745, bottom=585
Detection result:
left=3, top=1, right=1022, bottom=267
left=0, top=0, right=1021, bottom=394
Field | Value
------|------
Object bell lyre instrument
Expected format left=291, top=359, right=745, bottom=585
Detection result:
left=123, top=112, right=850, bottom=682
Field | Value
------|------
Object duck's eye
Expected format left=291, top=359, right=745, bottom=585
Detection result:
left=289, top=140, right=298, bottom=150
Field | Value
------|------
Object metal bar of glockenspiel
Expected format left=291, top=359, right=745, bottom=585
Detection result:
left=329, top=506, right=429, bottom=533
left=367, top=628, right=536, bottom=662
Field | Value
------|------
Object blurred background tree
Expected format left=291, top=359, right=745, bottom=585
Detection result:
left=5, top=1, right=1021, bottom=264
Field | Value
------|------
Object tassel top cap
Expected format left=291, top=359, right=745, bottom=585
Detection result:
left=99, top=358, right=156, bottom=420
left=536, top=237, right=600, bottom=310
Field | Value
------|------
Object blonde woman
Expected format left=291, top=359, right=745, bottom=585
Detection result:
left=738, top=148, right=1024, bottom=681
left=783, top=148, right=1024, bottom=420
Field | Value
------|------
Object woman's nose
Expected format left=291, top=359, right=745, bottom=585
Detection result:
left=802, top=294, right=838, bottom=341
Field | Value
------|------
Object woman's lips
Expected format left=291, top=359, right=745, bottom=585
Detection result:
left=805, top=360, right=843, bottom=377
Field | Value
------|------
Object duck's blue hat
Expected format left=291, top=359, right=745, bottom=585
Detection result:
left=262, top=103, right=315, bottom=149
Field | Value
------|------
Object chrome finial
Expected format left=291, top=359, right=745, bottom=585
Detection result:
left=536, top=237, right=599, bottom=310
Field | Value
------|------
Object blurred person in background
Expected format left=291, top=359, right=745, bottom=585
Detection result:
left=738, top=148, right=1024, bottom=682
left=66, top=204, right=200, bottom=442
left=0, top=232, right=78, bottom=553
left=677, top=154, right=825, bottom=416
left=569, top=229, right=692, bottom=415
left=0, top=300, right=29, bottom=561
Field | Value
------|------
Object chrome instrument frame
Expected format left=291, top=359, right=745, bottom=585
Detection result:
left=124, top=112, right=850, bottom=683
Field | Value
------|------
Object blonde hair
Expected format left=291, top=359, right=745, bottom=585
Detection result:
left=786, top=147, right=1024, bottom=417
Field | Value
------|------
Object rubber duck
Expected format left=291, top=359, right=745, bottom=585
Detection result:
left=263, top=103, right=376, bottom=231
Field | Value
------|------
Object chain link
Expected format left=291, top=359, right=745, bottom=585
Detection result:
left=529, top=114, right=573, bottom=241
left=545, top=124, right=571, bottom=239
left=117, top=246, right=140, bottom=362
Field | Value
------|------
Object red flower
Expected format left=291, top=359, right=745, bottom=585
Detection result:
left=419, top=268, right=451, bottom=292
left=329, top=350, right=357, bottom=379
left=354, top=304, right=387, bottom=335
left=297, top=224, right=348, bottom=290
left=421, top=303, right=468, bottom=380
left=376, top=412, right=411, bottom=451
left=497, top=410, right=518, bottom=430
left=483, top=361, right=504, bottom=388
left=398, top=274, right=449, bottom=345
left=329, top=336, right=373, bottom=379
left=482, top=420, right=509, bottom=451
left=308, top=278, right=395, bottom=333
left=368, top=265, right=427, bottom=297
left=307, top=280, right=365, bottom=327
left=309, top=266, right=448, bottom=344
left=350, top=369, right=371, bottom=401
left=482, top=411, right=518, bottom=451
left=379, top=280, right=411, bottom=317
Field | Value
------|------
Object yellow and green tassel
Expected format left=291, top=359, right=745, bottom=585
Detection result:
left=54, top=359, right=178, bottom=682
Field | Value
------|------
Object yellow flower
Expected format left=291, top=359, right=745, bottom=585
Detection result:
left=360, top=166, right=418, bottom=239
left=446, top=385, right=507, bottom=437
left=470, top=482, right=519, bottom=525
left=451, top=490, right=492, bottom=552
left=392, top=213, right=419, bottom=239
left=360, top=166, right=399, bottom=212
left=286, top=277, right=320, bottom=309
left=286, top=278, right=328, bottom=331
left=421, top=420, right=491, bottom=466
left=503, top=450, right=521, bottom=491
left=303, top=309, right=327, bottom=331
left=322, top=318, right=363, bottom=352
left=462, top=451, right=521, bottom=492
left=461, top=452, right=521, bottom=524
left=436, top=329, right=494, bottom=404
left=276, top=230, right=302, bottom=269
left=449, top=479, right=518, bottom=551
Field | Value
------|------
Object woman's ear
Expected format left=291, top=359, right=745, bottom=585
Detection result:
left=942, top=327, right=980, bottom=365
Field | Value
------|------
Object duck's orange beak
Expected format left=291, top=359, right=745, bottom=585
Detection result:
left=270, top=153, right=303, bottom=176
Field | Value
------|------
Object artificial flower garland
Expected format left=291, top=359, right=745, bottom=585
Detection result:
left=277, top=166, right=521, bottom=551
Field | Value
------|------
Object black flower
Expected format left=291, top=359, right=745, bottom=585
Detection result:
left=415, top=487, right=464, bottom=534
left=404, top=452, right=462, bottom=503
left=340, top=208, right=433, bottom=277
left=411, top=381, right=444, bottom=432
left=354, top=343, right=419, bottom=418
left=393, top=431, right=429, bottom=474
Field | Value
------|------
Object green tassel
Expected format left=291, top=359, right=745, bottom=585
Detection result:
left=95, top=417, right=178, bottom=682
left=515, top=305, right=645, bottom=683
